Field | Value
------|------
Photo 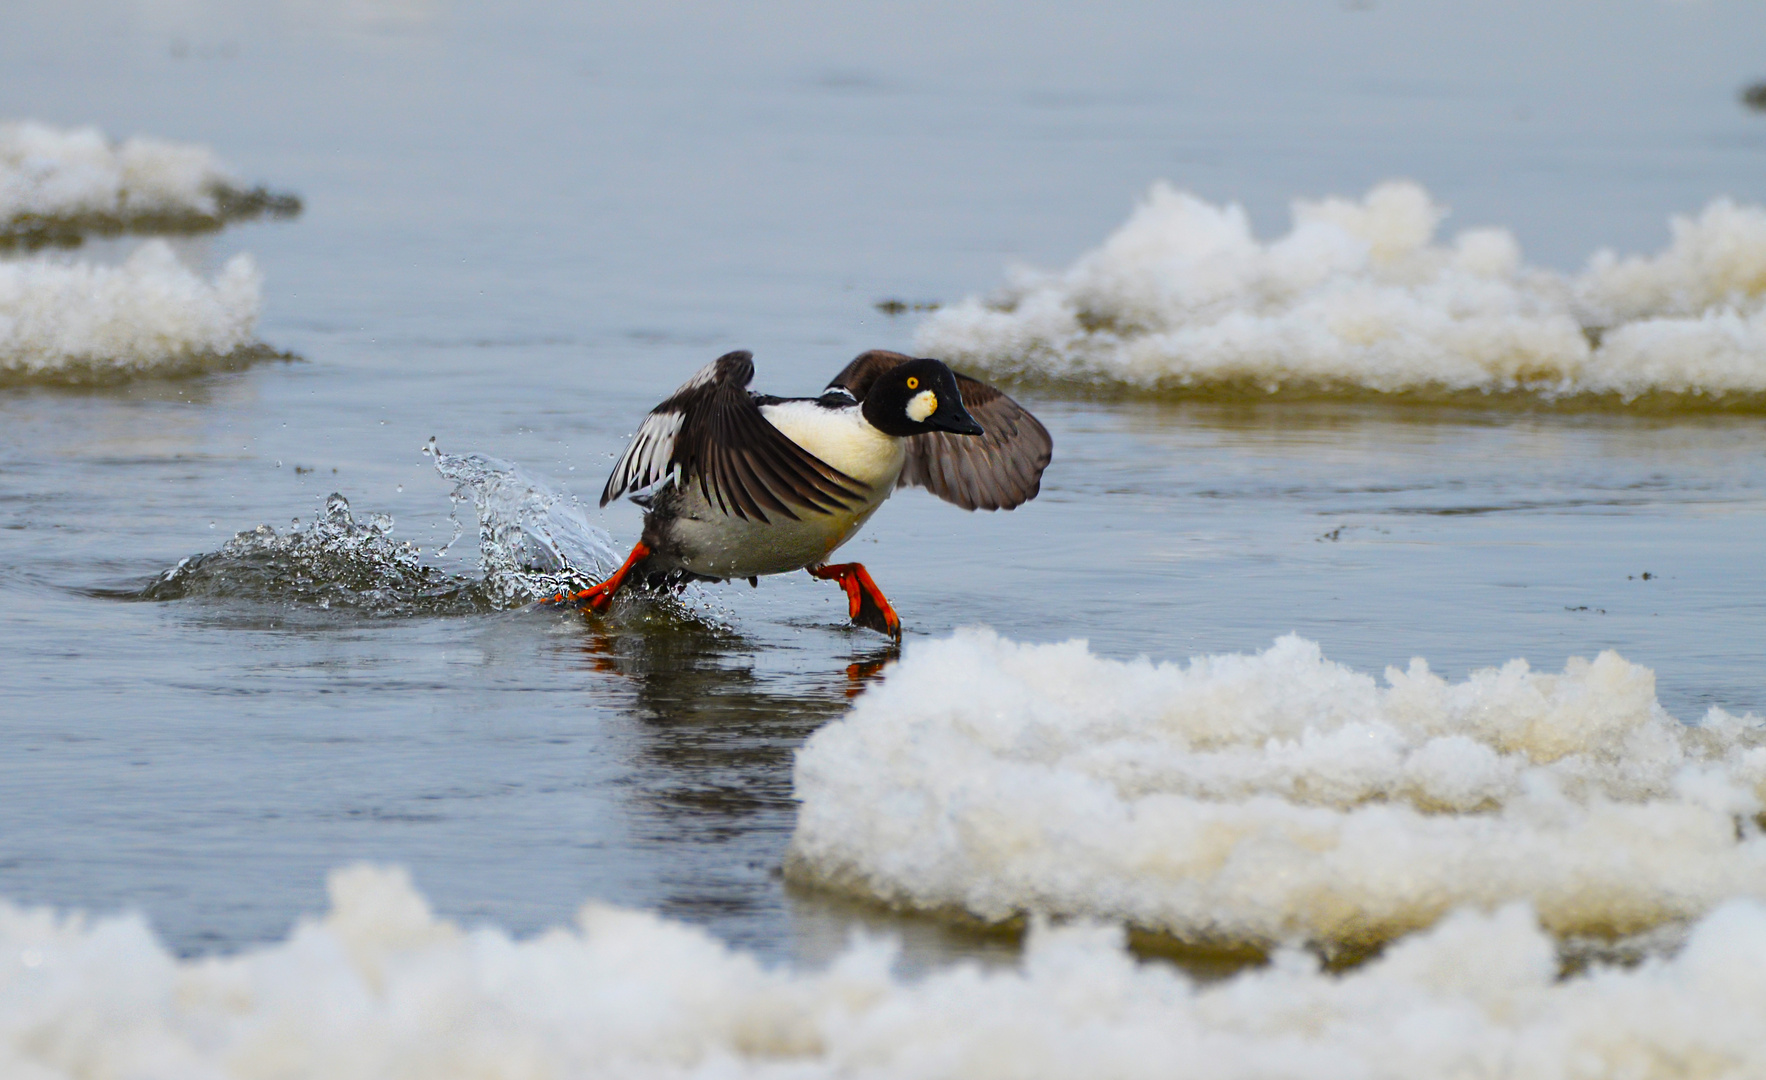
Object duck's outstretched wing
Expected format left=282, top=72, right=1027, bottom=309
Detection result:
left=829, top=350, right=1054, bottom=512
left=601, top=350, right=867, bottom=523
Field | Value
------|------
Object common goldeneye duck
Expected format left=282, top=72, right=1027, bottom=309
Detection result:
left=548, top=348, right=1053, bottom=638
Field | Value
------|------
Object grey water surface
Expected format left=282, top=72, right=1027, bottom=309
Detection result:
left=2, top=0, right=1764, bottom=970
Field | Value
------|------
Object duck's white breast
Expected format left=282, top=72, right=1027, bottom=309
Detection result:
left=758, top=400, right=906, bottom=490
left=660, top=401, right=904, bottom=579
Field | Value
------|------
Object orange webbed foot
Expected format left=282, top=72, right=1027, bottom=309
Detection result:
left=809, top=562, right=902, bottom=640
left=538, top=542, right=651, bottom=614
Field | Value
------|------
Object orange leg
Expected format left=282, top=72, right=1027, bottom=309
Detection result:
left=542, top=542, right=651, bottom=613
left=808, top=562, right=901, bottom=640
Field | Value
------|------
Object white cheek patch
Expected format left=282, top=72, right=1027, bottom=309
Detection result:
left=906, top=389, right=938, bottom=423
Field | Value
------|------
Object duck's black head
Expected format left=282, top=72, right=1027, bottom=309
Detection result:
left=857, top=357, right=985, bottom=439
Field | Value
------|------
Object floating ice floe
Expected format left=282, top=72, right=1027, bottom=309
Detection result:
left=10, top=863, right=1766, bottom=1079
left=788, top=629, right=1766, bottom=955
left=1, top=120, right=298, bottom=247
left=0, top=240, right=274, bottom=383
left=916, top=181, right=1766, bottom=406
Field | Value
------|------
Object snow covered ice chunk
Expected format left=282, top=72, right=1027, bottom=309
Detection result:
left=1, top=120, right=297, bottom=245
left=917, top=181, right=1766, bottom=405
left=12, top=864, right=1766, bottom=1078
left=1, top=121, right=232, bottom=219
left=0, top=240, right=266, bottom=382
left=788, top=630, right=1766, bottom=951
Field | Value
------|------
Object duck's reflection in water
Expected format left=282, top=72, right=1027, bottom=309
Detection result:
left=558, top=612, right=1279, bottom=976
left=558, top=607, right=897, bottom=954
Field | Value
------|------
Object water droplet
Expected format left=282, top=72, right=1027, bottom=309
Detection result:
left=208, top=521, right=216, bottom=529
left=396, top=484, right=403, bottom=493
left=275, top=460, right=282, bottom=468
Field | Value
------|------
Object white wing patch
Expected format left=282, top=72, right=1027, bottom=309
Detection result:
left=603, top=357, right=732, bottom=504
left=607, top=408, right=684, bottom=499
left=680, top=360, right=722, bottom=390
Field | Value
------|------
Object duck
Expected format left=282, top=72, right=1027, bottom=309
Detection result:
left=547, top=348, right=1053, bottom=638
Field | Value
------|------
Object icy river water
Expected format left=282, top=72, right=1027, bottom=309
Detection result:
left=4, top=2, right=1766, bottom=1075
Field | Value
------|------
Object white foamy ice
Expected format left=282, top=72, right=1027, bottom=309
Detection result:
left=789, top=630, right=1766, bottom=951
left=916, top=181, right=1766, bottom=401
left=10, top=865, right=1766, bottom=1079
left=0, top=241, right=262, bottom=380
left=0, top=120, right=239, bottom=224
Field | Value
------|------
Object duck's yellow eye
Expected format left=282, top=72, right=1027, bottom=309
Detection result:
left=906, top=376, right=919, bottom=390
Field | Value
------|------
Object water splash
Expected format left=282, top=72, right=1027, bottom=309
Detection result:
left=119, top=443, right=735, bottom=624
left=427, top=441, right=729, bottom=625
left=428, top=440, right=615, bottom=608
left=137, top=492, right=481, bottom=616
left=129, top=448, right=612, bottom=616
